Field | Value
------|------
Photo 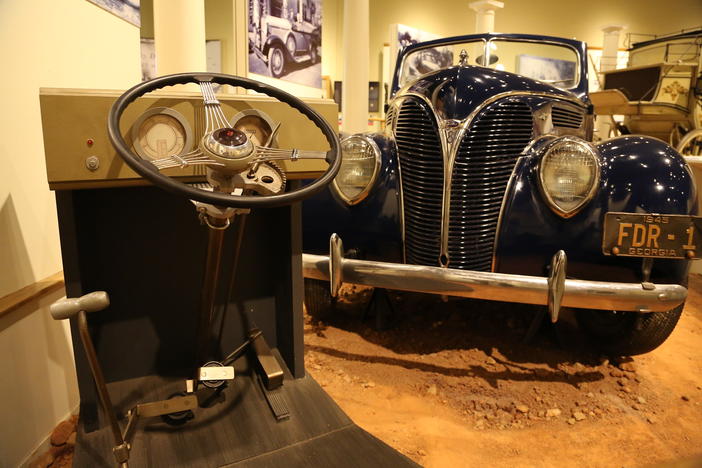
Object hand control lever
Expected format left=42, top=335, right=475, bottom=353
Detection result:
left=50, top=292, right=198, bottom=467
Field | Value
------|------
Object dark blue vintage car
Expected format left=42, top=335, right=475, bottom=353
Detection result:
left=302, top=32, right=700, bottom=356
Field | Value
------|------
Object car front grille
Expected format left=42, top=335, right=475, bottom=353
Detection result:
left=395, top=98, right=444, bottom=267
left=395, top=97, right=533, bottom=271
left=448, top=100, right=533, bottom=270
left=551, top=105, right=583, bottom=129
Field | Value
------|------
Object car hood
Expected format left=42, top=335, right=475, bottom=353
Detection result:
left=396, top=65, right=582, bottom=122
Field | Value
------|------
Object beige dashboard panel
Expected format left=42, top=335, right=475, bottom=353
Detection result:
left=40, top=88, right=338, bottom=190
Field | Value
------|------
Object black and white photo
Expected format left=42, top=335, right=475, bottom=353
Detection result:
left=248, top=0, right=322, bottom=88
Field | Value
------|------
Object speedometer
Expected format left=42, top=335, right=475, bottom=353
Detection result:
left=132, top=107, right=193, bottom=160
left=229, top=109, right=279, bottom=147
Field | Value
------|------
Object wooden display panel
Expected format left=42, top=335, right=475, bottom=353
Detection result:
left=40, top=88, right=338, bottom=189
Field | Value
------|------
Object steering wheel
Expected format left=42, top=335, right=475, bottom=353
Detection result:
left=107, top=72, right=341, bottom=208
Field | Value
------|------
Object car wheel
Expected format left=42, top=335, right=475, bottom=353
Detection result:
left=574, top=303, right=684, bottom=356
left=304, top=278, right=335, bottom=320
left=677, top=128, right=702, bottom=156
left=285, top=36, right=296, bottom=55
left=267, top=44, right=286, bottom=78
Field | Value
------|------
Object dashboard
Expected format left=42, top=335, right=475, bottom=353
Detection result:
left=40, top=88, right=337, bottom=190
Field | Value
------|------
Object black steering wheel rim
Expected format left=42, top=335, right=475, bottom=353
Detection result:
left=107, top=72, right=341, bottom=208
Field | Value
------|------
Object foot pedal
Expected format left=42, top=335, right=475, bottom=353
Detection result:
left=250, top=329, right=284, bottom=390
left=258, top=375, right=290, bottom=421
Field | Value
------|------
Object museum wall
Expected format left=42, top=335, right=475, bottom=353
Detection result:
left=141, top=0, right=702, bottom=94
left=0, top=1, right=700, bottom=465
left=364, top=0, right=702, bottom=84
left=0, top=1, right=141, bottom=466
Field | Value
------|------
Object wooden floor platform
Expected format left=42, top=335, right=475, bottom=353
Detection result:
left=74, top=356, right=418, bottom=467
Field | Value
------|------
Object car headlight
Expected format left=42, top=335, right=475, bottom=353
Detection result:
left=331, top=135, right=381, bottom=205
left=538, top=136, right=600, bottom=217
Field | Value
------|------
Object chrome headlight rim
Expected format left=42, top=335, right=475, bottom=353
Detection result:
left=538, top=136, right=601, bottom=218
left=331, top=134, right=382, bottom=206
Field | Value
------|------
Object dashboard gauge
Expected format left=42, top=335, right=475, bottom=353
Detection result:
left=229, top=109, right=279, bottom=147
left=131, top=107, right=193, bottom=160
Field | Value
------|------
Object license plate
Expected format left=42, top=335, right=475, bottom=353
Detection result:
left=602, top=212, right=702, bottom=259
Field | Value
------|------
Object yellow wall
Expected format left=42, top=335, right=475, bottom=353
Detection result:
left=206, top=0, right=237, bottom=75
left=358, top=0, right=702, bottom=82
left=143, top=0, right=702, bottom=86
left=0, top=1, right=141, bottom=466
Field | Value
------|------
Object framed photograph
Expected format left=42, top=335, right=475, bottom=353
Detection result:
left=517, top=54, right=576, bottom=86
left=87, top=0, right=140, bottom=27
left=248, top=0, right=322, bottom=88
left=389, top=24, right=452, bottom=88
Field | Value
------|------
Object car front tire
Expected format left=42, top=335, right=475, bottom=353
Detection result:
left=268, top=44, right=286, bottom=78
left=574, top=304, right=684, bottom=356
left=304, top=278, right=335, bottom=320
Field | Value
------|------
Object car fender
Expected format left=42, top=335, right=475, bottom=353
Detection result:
left=302, top=134, right=403, bottom=262
left=262, top=35, right=286, bottom=56
left=494, top=136, right=697, bottom=284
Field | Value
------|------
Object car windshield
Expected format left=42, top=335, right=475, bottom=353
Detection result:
left=398, top=39, right=580, bottom=90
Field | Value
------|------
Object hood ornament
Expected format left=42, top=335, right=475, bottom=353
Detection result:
left=441, top=119, right=462, bottom=145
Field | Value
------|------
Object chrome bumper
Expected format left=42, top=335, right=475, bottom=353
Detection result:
left=302, top=234, right=687, bottom=323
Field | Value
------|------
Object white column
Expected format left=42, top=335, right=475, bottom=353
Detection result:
left=153, top=0, right=207, bottom=75
left=600, top=25, right=624, bottom=72
left=341, top=0, right=369, bottom=134
left=596, top=25, right=624, bottom=140
left=469, top=0, right=504, bottom=33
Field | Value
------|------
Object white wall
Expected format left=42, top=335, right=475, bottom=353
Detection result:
left=0, top=1, right=141, bottom=466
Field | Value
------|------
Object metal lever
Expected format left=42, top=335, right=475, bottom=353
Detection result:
left=50, top=292, right=129, bottom=467
left=50, top=291, right=110, bottom=320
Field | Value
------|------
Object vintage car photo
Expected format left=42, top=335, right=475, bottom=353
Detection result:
left=302, top=32, right=700, bottom=357
left=248, top=0, right=321, bottom=85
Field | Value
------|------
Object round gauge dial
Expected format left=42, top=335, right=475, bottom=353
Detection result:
left=132, top=107, right=193, bottom=160
left=230, top=109, right=279, bottom=147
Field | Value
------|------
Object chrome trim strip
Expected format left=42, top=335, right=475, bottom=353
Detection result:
left=331, top=135, right=382, bottom=206
left=302, top=251, right=686, bottom=313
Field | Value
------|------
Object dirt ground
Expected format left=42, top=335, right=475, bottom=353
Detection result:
left=303, top=274, right=702, bottom=468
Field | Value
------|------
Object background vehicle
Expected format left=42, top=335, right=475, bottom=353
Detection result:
left=591, top=28, right=702, bottom=155
left=249, top=0, right=321, bottom=78
left=302, top=33, right=699, bottom=356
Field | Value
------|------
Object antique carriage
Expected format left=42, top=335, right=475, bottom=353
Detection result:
left=591, top=28, right=702, bottom=155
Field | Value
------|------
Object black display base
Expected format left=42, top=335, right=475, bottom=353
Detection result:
left=73, top=353, right=418, bottom=468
